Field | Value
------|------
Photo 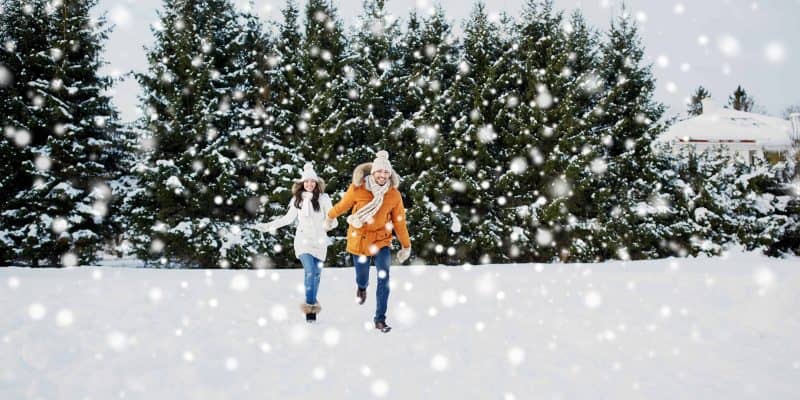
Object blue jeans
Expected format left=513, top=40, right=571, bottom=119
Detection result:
left=298, top=254, right=322, bottom=305
left=352, top=246, right=391, bottom=322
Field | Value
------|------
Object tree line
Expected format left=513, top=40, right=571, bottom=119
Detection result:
left=1, top=0, right=797, bottom=267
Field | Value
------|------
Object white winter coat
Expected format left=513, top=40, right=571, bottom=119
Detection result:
left=263, top=192, right=333, bottom=261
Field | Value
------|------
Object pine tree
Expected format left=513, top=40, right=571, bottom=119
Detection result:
left=266, top=0, right=305, bottom=151
left=727, top=85, right=755, bottom=112
left=256, top=0, right=307, bottom=268
left=688, top=85, right=710, bottom=116
left=540, top=10, right=608, bottom=262
left=436, top=2, right=506, bottom=264
left=488, top=0, right=578, bottom=262
left=588, top=9, right=669, bottom=261
left=400, top=6, right=463, bottom=264
left=299, top=0, right=348, bottom=167
left=0, top=0, right=120, bottom=266
left=131, top=0, right=276, bottom=268
left=348, top=0, right=403, bottom=155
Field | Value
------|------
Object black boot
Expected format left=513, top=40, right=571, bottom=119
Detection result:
left=356, top=287, right=366, bottom=305
left=306, top=313, right=316, bottom=323
left=374, top=320, right=391, bottom=333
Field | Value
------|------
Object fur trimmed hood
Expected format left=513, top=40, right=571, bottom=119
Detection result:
left=352, top=162, right=401, bottom=188
left=291, top=178, right=326, bottom=194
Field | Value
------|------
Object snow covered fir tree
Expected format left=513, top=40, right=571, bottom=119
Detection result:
left=0, top=0, right=122, bottom=266
left=1, top=0, right=797, bottom=267
left=129, top=0, right=285, bottom=268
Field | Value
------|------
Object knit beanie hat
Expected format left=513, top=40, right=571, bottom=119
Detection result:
left=297, top=162, right=319, bottom=182
left=371, top=150, right=393, bottom=173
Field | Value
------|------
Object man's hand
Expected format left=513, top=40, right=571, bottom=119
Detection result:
left=397, top=247, right=411, bottom=263
left=323, top=218, right=338, bottom=231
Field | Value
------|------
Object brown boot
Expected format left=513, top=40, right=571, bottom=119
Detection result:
left=356, top=287, right=366, bottom=305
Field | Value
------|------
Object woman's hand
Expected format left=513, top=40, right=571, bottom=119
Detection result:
left=254, top=223, right=276, bottom=234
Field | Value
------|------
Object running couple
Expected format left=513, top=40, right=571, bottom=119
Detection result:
left=256, top=150, right=411, bottom=333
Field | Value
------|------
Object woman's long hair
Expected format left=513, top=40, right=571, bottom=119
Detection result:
left=293, top=181, right=321, bottom=212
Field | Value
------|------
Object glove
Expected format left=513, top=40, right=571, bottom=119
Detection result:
left=323, top=218, right=338, bottom=231
left=397, top=247, right=411, bottom=263
left=254, top=223, right=276, bottom=234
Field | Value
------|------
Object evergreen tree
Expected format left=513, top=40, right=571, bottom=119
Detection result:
left=727, top=85, right=755, bottom=112
left=435, top=2, right=506, bottom=264
left=540, top=10, right=608, bottom=262
left=131, top=0, right=276, bottom=268
left=348, top=0, right=403, bottom=158
left=0, top=0, right=120, bottom=266
left=588, top=9, right=669, bottom=261
left=688, top=85, right=710, bottom=116
left=400, top=6, right=462, bottom=263
left=256, top=0, right=307, bottom=268
left=489, top=0, right=578, bottom=262
left=299, top=0, right=348, bottom=167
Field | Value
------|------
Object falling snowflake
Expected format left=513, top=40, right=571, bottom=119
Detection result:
left=590, top=158, right=608, bottom=174
left=230, top=274, right=250, bottom=291
left=753, top=267, right=775, bottom=289
left=717, top=34, right=740, bottom=57
left=584, top=291, right=602, bottom=309
left=507, top=346, right=525, bottom=366
left=441, top=289, right=458, bottom=307
left=51, top=217, right=69, bottom=234
left=764, top=42, right=786, bottom=63
left=28, top=303, right=46, bottom=320
left=270, top=304, right=288, bottom=321
left=371, top=379, right=389, bottom=397
left=430, top=354, right=449, bottom=371
left=225, top=357, right=239, bottom=371
left=106, top=331, right=129, bottom=352
left=56, top=309, right=74, bottom=327
left=148, top=287, right=164, bottom=303
left=61, top=252, right=78, bottom=267
left=323, top=328, right=341, bottom=347
left=509, top=157, right=527, bottom=174
left=477, top=125, right=497, bottom=143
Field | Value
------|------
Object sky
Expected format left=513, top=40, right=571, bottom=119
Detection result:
left=94, top=0, right=800, bottom=122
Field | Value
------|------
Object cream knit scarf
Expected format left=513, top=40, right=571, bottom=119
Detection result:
left=346, top=175, right=390, bottom=228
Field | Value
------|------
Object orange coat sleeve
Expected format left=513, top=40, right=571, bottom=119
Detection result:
left=391, top=194, right=411, bottom=249
left=328, top=184, right=356, bottom=219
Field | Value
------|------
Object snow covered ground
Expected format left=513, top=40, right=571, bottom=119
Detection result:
left=2, top=249, right=799, bottom=399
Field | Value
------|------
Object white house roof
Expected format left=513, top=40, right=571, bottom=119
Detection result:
left=660, top=99, right=793, bottom=150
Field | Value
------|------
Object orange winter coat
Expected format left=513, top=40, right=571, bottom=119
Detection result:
left=328, top=162, right=411, bottom=256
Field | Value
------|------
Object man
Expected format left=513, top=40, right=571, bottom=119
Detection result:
left=325, top=150, right=411, bottom=333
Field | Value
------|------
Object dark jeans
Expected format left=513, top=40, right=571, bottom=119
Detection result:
left=352, top=246, right=391, bottom=322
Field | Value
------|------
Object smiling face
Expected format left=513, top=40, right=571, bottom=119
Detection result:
left=303, top=179, right=317, bottom=192
left=372, top=169, right=390, bottom=186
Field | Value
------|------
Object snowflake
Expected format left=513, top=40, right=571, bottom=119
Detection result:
left=764, top=42, right=786, bottom=63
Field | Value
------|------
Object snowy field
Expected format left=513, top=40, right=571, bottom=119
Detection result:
left=2, top=250, right=799, bottom=399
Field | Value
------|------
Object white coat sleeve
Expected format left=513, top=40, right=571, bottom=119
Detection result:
left=266, top=200, right=299, bottom=231
left=321, top=194, right=337, bottom=230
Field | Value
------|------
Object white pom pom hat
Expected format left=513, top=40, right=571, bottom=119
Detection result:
left=297, top=162, right=320, bottom=182
left=371, top=150, right=393, bottom=173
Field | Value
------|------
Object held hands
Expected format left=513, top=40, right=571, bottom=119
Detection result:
left=323, top=217, right=338, bottom=231
left=397, top=247, right=411, bottom=263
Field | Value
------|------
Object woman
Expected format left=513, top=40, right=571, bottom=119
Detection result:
left=255, top=163, right=336, bottom=322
